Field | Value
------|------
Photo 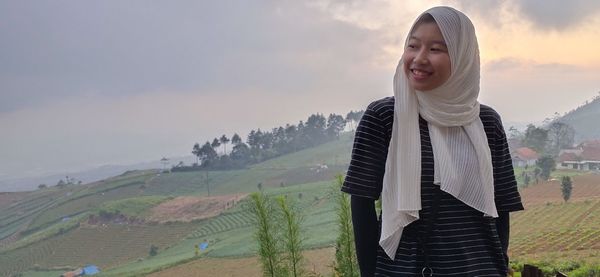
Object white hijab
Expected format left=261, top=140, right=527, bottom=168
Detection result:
left=379, top=6, right=498, bottom=259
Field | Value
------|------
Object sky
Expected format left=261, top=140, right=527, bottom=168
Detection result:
left=1, top=0, right=599, bottom=181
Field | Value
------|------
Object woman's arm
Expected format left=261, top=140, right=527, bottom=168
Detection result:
left=495, top=211, right=510, bottom=266
left=351, top=195, right=378, bottom=277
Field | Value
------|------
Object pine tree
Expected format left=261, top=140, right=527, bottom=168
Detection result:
left=249, top=193, right=284, bottom=277
left=276, top=195, right=305, bottom=277
left=333, top=174, right=359, bottom=277
left=561, top=176, right=573, bottom=202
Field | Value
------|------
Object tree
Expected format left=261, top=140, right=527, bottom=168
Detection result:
left=219, top=134, right=230, bottom=154
left=546, top=122, right=575, bottom=156
left=523, top=173, right=530, bottom=187
left=305, top=114, right=327, bottom=144
left=231, top=133, right=242, bottom=145
left=276, top=195, right=305, bottom=277
left=56, top=179, right=66, bottom=188
left=507, top=126, right=523, bottom=140
left=149, top=245, right=159, bottom=256
left=230, top=142, right=251, bottom=162
left=537, top=155, right=556, bottom=181
left=211, top=138, right=221, bottom=154
left=248, top=130, right=260, bottom=149
left=326, top=114, right=346, bottom=139
left=248, top=193, right=284, bottom=276
left=561, top=176, right=573, bottom=202
left=192, top=143, right=201, bottom=165
left=199, top=141, right=218, bottom=166
left=333, top=174, right=359, bottom=276
left=346, top=110, right=363, bottom=132
left=38, top=184, right=47, bottom=189
left=523, top=124, right=548, bottom=153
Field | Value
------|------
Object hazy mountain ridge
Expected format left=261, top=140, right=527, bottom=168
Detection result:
left=0, top=155, right=197, bottom=192
left=558, top=94, right=600, bottom=142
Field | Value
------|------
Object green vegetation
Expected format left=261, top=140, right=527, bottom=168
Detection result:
left=3, top=127, right=600, bottom=276
left=561, top=176, right=573, bottom=202
left=276, top=195, right=305, bottom=277
left=333, top=175, right=359, bottom=277
left=95, top=196, right=169, bottom=218
left=186, top=112, right=351, bottom=171
left=537, top=155, right=556, bottom=181
left=249, top=192, right=284, bottom=276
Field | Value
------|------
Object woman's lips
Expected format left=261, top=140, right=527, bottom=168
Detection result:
left=411, top=69, right=431, bottom=80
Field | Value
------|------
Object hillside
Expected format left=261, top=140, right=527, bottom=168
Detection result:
left=3, top=131, right=600, bottom=276
left=558, top=95, right=600, bottom=142
left=0, top=133, right=354, bottom=276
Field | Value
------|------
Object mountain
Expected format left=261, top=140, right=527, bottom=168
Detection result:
left=558, top=94, right=600, bottom=142
left=0, top=155, right=197, bottom=192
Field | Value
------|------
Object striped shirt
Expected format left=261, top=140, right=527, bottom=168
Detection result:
left=342, top=96, right=524, bottom=276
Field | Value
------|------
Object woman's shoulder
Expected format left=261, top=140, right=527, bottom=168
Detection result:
left=479, top=104, right=500, bottom=121
left=479, top=104, right=503, bottom=125
left=366, top=96, right=395, bottom=114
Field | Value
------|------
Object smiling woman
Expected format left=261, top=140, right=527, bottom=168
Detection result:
left=342, top=6, right=523, bottom=277
left=403, top=14, right=451, bottom=92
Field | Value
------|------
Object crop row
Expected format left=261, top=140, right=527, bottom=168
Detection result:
left=189, top=211, right=254, bottom=239
left=0, top=222, right=200, bottom=277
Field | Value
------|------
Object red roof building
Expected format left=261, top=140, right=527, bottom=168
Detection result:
left=511, top=147, right=539, bottom=167
left=557, top=141, right=600, bottom=170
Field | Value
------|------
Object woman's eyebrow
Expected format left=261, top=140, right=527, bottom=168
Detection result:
left=409, top=36, right=446, bottom=46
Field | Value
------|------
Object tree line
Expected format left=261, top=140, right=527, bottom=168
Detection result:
left=509, top=121, right=576, bottom=157
left=173, top=111, right=364, bottom=171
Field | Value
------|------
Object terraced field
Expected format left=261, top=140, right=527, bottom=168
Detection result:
left=508, top=172, right=600, bottom=266
left=0, top=222, right=202, bottom=277
left=510, top=199, right=600, bottom=258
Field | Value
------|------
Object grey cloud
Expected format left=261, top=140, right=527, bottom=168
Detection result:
left=514, top=0, right=600, bottom=30
left=450, top=0, right=600, bottom=31
left=445, top=0, right=506, bottom=27
left=0, top=0, right=382, bottom=113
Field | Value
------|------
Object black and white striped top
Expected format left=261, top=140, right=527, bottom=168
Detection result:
left=342, top=96, right=524, bottom=276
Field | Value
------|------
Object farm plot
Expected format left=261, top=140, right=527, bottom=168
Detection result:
left=520, top=174, right=600, bottom=206
left=510, top=199, right=600, bottom=259
left=27, top=181, right=147, bottom=231
left=0, top=190, right=66, bottom=241
left=0, top=222, right=202, bottom=277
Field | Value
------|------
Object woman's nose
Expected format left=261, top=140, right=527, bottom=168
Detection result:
left=413, top=50, right=428, bottom=64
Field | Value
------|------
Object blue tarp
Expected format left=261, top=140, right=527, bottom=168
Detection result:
left=82, top=265, right=100, bottom=275
left=199, top=242, right=209, bottom=250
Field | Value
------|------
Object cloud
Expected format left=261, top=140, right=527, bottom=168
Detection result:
left=450, top=0, right=600, bottom=31
left=514, top=0, right=600, bottom=30
left=0, top=0, right=384, bottom=113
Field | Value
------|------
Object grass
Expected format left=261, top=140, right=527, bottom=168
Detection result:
left=96, top=196, right=170, bottom=218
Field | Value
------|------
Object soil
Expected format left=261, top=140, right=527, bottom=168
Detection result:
left=148, top=194, right=247, bottom=223
left=520, top=173, right=600, bottom=207
left=147, top=247, right=335, bottom=277
left=0, top=191, right=28, bottom=209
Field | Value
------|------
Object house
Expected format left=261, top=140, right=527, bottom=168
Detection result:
left=557, top=141, right=600, bottom=170
left=511, top=147, right=539, bottom=167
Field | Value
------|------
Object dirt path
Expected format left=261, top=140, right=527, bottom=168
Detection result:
left=147, top=247, right=335, bottom=277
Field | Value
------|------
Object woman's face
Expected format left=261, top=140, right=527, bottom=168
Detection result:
left=402, top=22, right=451, bottom=91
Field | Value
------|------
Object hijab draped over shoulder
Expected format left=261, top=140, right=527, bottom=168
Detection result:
left=380, top=6, right=498, bottom=259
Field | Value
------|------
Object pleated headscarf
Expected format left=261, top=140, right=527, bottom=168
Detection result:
left=380, top=6, right=499, bottom=259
